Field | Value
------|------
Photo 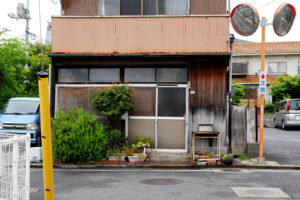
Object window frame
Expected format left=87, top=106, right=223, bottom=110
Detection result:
left=56, top=66, right=188, bottom=84
left=98, top=0, right=190, bottom=15
left=268, top=62, right=287, bottom=74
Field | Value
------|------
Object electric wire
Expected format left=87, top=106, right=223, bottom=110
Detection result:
left=257, top=0, right=278, bottom=10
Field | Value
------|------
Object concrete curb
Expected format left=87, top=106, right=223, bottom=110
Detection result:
left=30, top=163, right=300, bottom=170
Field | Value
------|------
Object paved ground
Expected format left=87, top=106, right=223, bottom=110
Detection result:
left=264, top=127, right=300, bottom=166
left=30, top=168, right=300, bottom=200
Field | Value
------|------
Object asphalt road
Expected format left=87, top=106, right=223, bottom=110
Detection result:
left=264, top=127, right=300, bottom=166
left=30, top=168, right=300, bottom=200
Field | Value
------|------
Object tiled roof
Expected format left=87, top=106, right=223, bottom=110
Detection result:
left=233, top=41, right=300, bottom=55
left=232, top=75, right=283, bottom=84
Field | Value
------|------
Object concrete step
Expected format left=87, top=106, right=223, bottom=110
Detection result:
left=149, top=152, right=189, bottom=162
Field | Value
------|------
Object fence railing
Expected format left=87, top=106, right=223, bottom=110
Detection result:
left=0, top=134, right=30, bottom=200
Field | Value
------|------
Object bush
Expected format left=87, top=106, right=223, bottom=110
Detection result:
left=52, top=109, right=108, bottom=163
left=92, top=85, right=135, bottom=125
left=231, top=81, right=246, bottom=106
left=264, top=103, right=275, bottom=114
left=107, top=129, right=127, bottom=149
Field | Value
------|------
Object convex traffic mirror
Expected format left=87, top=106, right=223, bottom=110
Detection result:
left=273, top=3, right=296, bottom=36
left=231, top=3, right=260, bottom=36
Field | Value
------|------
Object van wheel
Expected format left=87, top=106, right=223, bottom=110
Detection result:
left=282, top=121, right=286, bottom=130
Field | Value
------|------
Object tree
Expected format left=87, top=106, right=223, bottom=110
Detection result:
left=270, top=74, right=300, bottom=102
left=0, top=29, right=29, bottom=109
left=230, top=81, right=246, bottom=106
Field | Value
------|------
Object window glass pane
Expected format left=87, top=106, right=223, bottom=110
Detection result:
left=156, top=68, right=187, bottom=82
left=144, top=0, right=164, bottom=15
left=298, top=62, right=300, bottom=74
left=58, top=68, right=88, bottom=82
left=166, top=0, right=188, bottom=15
left=268, top=63, right=277, bottom=73
left=89, top=68, right=120, bottom=82
left=121, top=0, right=141, bottom=15
left=125, top=68, right=155, bottom=82
left=278, top=62, right=287, bottom=73
left=99, top=0, right=120, bottom=15
left=129, top=88, right=156, bottom=116
left=158, top=88, right=186, bottom=117
left=290, top=100, right=300, bottom=111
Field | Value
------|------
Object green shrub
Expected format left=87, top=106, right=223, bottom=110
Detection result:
left=52, top=109, right=108, bottom=163
left=231, top=81, right=246, bottom=106
left=107, top=129, right=127, bottom=149
left=91, top=85, right=135, bottom=125
left=264, top=103, right=275, bottom=114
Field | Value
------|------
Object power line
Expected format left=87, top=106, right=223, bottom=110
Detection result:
left=257, top=0, right=278, bottom=10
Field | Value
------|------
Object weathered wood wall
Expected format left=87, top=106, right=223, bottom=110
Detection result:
left=188, top=57, right=229, bottom=153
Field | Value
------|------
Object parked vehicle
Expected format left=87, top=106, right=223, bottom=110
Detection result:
left=0, top=97, right=41, bottom=146
left=274, top=99, right=300, bottom=129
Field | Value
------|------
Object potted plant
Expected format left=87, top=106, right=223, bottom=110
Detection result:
left=107, top=148, right=122, bottom=161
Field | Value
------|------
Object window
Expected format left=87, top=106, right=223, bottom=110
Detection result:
left=89, top=68, right=120, bottom=82
left=158, top=88, right=186, bottom=117
left=58, top=68, right=88, bottom=82
left=268, top=62, right=287, bottom=74
left=98, top=0, right=189, bottom=15
left=298, top=61, right=300, bottom=74
left=98, top=0, right=120, bottom=15
left=166, top=0, right=188, bottom=15
left=125, top=68, right=155, bottom=82
left=232, top=63, right=248, bottom=75
left=144, top=0, right=164, bottom=15
left=156, top=68, right=188, bottom=82
left=121, top=0, right=141, bottom=15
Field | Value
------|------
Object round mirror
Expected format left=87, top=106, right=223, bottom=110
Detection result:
left=273, top=3, right=296, bottom=36
left=231, top=3, right=260, bottom=36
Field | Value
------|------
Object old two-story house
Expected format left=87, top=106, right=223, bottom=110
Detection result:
left=232, top=41, right=300, bottom=106
left=50, top=0, right=231, bottom=155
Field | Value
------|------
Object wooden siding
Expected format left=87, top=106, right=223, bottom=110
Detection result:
left=188, top=57, right=228, bottom=150
left=52, top=16, right=229, bottom=55
left=190, top=0, right=227, bottom=15
left=61, top=0, right=98, bottom=16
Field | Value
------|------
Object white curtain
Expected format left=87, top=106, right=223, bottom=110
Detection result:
left=166, top=0, right=188, bottom=15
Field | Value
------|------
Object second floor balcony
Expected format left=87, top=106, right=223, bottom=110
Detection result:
left=52, top=15, right=229, bottom=55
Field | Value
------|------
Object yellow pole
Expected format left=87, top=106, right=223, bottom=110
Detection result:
left=259, top=17, right=266, bottom=161
left=38, top=72, right=54, bottom=200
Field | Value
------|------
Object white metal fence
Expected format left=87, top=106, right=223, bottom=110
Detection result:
left=0, top=134, right=30, bottom=200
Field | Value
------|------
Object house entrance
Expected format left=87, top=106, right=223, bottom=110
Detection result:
left=129, top=85, right=188, bottom=152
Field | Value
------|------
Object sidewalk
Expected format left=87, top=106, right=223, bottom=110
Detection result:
left=30, top=158, right=300, bottom=170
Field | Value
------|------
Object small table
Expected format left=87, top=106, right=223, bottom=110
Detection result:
left=192, top=131, right=220, bottom=161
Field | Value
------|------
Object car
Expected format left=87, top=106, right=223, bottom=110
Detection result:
left=0, top=97, right=41, bottom=146
left=274, top=99, right=300, bottom=130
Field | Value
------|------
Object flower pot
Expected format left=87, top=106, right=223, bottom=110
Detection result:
left=127, top=154, right=146, bottom=162
left=108, top=156, right=121, bottom=161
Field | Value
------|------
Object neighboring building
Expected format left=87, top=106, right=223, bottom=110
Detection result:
left=232, top=41, right=300, bottom=105
left=50, top=0, right=230, bottom=154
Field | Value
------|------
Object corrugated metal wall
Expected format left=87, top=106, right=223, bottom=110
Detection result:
left=61, top=0, right=98, bottom=16
left=52, top=16, right=229, bottom=55
left=190, top=0, right=227, bottom=15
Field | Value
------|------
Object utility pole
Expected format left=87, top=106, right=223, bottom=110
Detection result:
left=25, top=0, right=30, bottom=41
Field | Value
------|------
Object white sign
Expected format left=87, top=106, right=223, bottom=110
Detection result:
left=259, top=72, right=267, bottom=95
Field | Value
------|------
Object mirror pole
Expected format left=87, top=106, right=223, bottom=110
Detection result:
left=258, top=17, right=266, bottom=164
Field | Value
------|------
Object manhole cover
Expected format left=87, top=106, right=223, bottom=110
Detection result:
left=30, top=187, right=39, bottom=194
left=140, top=179, right=183, bottom=185
left=247, top=189, right=274, bottom=195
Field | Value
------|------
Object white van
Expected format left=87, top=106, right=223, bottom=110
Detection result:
left=274, top=99, right=300, bottom=130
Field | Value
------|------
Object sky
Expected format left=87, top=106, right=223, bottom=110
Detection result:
left=0, top=0, right=299, bottom=43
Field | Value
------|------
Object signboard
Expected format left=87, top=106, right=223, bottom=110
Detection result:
left=259, top=72, right=267, bottom=95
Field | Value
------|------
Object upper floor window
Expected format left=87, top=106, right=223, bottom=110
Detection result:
left=298, top=61, right=300, bottom=74
left=232, top=62, right=248, bottom=75
left=268, top=62, right=287, bottom=74
left=98, top=0, right=188, bottom=15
